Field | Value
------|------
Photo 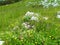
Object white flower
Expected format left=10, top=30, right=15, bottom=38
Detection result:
left=0, top=41, right=4, bottom=45
left=41, top=0, right=51, bottom=8
left=44, top=0, right=48, bottom=2
left=22, top=22, right=27, bottom=26
left=30, top=16, right=39, bottom=22
left=27, top=25, right=31, bottom=29
left=52, top=2, right=59, bottom=7
left=26, top=2, right=32, bottom=6
left=25, top=11, right=34, bottom=16
left=43, top=17, right=48, bottom=20
left=22, top=22, right=30, bottom=29
left=57, top=15, right=60, bottom=18
left=22, top=22, right=34, bottom=29
left=54, top=0, right=57, bottom=2
left=43, top=3, right=51, bottom=8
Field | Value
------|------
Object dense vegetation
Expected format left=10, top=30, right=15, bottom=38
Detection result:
left=0, top=0, right=60, bottom=45
left=0, top=0, right=22, bottom=5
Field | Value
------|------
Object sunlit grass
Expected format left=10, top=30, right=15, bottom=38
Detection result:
left=0, top=0, right=60, bottom=45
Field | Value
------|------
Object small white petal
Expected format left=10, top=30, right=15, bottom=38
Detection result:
left=25, top=11, right=34, bottom=16
left=44, top=0, right=48, bottom=2
left=30, top=16, right=38, bottom=22
left=0, top=41, right=4, bottom=45
left=57, top=15, right=60, bottom=18
left=43, top=17, right=48, bottom=20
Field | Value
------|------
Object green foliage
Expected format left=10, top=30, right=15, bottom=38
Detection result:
left=0, top=0, right=60, bottom=45
left=0, top=0, right=22, bottom=5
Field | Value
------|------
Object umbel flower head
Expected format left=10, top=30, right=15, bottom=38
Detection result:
left=57, top=11, right=60, bottom=18
left=22, top=11, right=39, bottom=29
left=30, top=16, right=39, bottom=22
left=22, top=22, right=34, bottom=29
left=24, top=11, right=39, bottom=22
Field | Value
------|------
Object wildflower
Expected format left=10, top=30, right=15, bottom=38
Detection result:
left=0, top=41, right=4, bottom=45
left=52, top=2, right=59, bottom=7
left=43, top=17, right=48, bottom=20
left=30, top=16, right=39, bottom=22
left=26, top=2, right=32, bottom=6
left=24, top=25, right=31, bottom=29
left=25, top=11, right=34, bottom=16
left=57, top=15, right=60, bottom=18
left=22, top=22, right=31, bottom=29
left=22, top=22, right=27, bottom=26
left=44, top=0, right=48, bottom=2
left=41, top=0, right=51, bottom=8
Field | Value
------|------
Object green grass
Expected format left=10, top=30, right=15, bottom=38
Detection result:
left=0, top=0, right=60, bottom=45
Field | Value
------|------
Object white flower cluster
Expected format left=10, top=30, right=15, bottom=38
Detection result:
left=27, top=0, right=59, bottom=8
left=0, top=41, right=4, bottom=45
left=57, top=11, right=60, bottom=18
left=24, top=11, right=39, bottom=22
left=43, top=17, right=48, bottom=20
left=22, top=11, right=39, bottom=29
left=22, top=11, right=49, bottom=29
left=22, top=22, right=34, bottom=29
left=30, top=16, right=39, bottom=22
left=41, top=0, right=59, bottom=8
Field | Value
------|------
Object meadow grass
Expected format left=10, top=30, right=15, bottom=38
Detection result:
left=0, top=0, right=60, bottom=45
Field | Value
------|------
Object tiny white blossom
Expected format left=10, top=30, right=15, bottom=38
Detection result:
left=0, top=41, right=4, bottom=45
left=27, top=25, right=31, bottom=28
left=24, top=24, right=31, bottom=29
left=30, top=16, right=39, bottom=22
left=43, top=17, right=48, bottom=20
left=22, top=22, right=34, bottom=29
left=57, top=15, right=60, bottom=18
left=25, top=11, right=34, bottom=16
left=24, top=25, right=28, bottom=29
left=44, top=0, right=48, bottom=2
left=22, top=22, right=27, bottom=26
left=26, top=2, right=32, bottom=6
left=22, top=22, right=30, bottom=29
left=52, top=2, right=59, bottom=7
left=41, top=1, right=51, bottom=8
